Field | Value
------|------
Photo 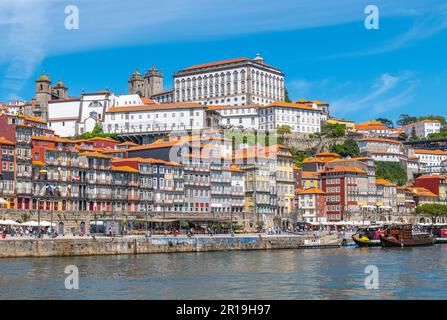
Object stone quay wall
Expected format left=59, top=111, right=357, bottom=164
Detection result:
left=0, top=235, right=340, bottom=258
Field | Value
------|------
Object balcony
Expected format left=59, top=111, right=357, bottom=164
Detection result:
left=16, top=188, right=32, bottom=195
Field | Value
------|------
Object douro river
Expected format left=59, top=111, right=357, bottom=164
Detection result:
left=1, top=246, right=446, bottom=299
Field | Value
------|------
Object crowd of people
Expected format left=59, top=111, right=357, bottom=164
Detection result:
left=0, top=225, right=56, bottom=238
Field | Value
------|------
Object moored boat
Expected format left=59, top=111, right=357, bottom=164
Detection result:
left=380, top=224, right=434, bottom=247
left=424, top=224, right=447, bottom=244
left=352, top=225, right=382, bottom=247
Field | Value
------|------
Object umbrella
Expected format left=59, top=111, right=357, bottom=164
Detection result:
left=40, top=221, right=57, bottom=227
left=0, top=220, right=20, bottom=226
left=0, top=198, right=9, bottom=205
left=21, top=221, right=39, bottom=227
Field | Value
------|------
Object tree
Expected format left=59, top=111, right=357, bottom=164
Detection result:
left=428, top=131, right=447, bottom=139
left=375, top=161, right=407, bottom=186
left=321, top=123, right=346, bottom=138
left=292, top=150, right=309, bottom=166
left=329, top=138, right=360, bottom=158
left=418, top=115, right=446, bottom=126
left=416, top=204, right=447, bottom=223
left=376, top=118, right=394, bottom=129
left=396, top=114, right=417, bottom=126
left=277, top=125, right=292, bottom=136
left=284, top=89, right=292, bottom=103
left=77, top=123, right=117, bottom=139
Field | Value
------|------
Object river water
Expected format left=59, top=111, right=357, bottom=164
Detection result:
left=1, top=246, right=447, bottom=299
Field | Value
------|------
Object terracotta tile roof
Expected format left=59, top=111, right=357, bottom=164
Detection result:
left=19, top=115, right=46, bottom=124
left=359, top=138, right=402, bottom=144
left=88, top=137, right=118, bottom=143
left=408, top=187, right=437, bottom=197
left=316, top=152, right=341, bottom=158
left=301, top=171, right=319, bottom=178
left=415, top=174, right=446, bottom=180
left=114, top=157, right=181, bottom=167
left=127, top=140, right=185, bottom=151
left=0, top=136, right=14, bottom=145
left=78, top=151, right=113, bottom=159
left=401, top=119, right=441, bottom=128
left=355, top=120, right=388, bottom=131
left=32, top=135, right=74, bottom=144
left=414, top=149, right=447, bottom=156
left=181, top=57, right=249, bottom=71
left=48, top=117, right=79, bottom=122
left=376, top=178, right=396, bottom=186
left=111, top=165, right=139, bottom=173
left=141, top=97, right=156, bottom=104
left=118, top=141, right=138, bottom=146
left=106, top=102, right=203, bottom=113
left=101, top=149, right=126, bottom=154
left=206, top=104, right=261, bottom=110
left=311, top=100, right=328, bottom=106
left=369, top=151, right=406, bottom=156
left=297, top=187, right=325, bottom=195
left=324, top=165, right=367, bottom=174
left=352, top=156, right=374, bottom=161
left=261, top=101, right=318, bottom=111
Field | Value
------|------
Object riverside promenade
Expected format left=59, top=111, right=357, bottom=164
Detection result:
left=0, top=233, right=341, bottom=258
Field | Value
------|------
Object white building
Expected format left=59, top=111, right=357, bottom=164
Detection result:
left=401, top=120, right=441, bottom=138
left=173, top=54, right=285, bottom=107
left=47, top=91, right=119, bottom=137
left=358, top=138, right=406, bottom=162
left=354, top=120, right=392, bottom=138
left=47, top=93, right=155, bottom=137
left=150, top=90, right=174, bottom=104
left=413, top=149, right=447, bottom=173
left=104, top=101, right=211, bottom=134
left=258, top=102, right=322, bottom=133
left=206, top=104, right=260, bottom=130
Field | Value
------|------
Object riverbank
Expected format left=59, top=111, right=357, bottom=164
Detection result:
left=0, top=233, right=341, bottom=258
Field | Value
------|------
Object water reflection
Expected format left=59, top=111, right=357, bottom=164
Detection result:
left=1, top=246, right=447, bottom=299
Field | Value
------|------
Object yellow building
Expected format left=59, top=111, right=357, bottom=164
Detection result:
left=327, top=118, right=355, bottom=130
left=233, top=144, right=295, bottom=230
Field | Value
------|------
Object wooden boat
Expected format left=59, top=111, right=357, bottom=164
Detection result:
left=380, top=224, right=434, bottom=247
left=425, top=224, right=447, bottom=244
left=352, top=226, right=382, bottom=247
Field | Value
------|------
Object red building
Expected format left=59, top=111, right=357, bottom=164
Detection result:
left=414, top=174, right=447, bottom=203
left=320, top=165, right=369, bottom=221
left=87, top=137, right=119, bottom=149
left=0, top=137, right=15, bottom=208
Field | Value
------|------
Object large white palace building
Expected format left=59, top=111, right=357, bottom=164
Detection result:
left=172, top=54, right=285, bottom=107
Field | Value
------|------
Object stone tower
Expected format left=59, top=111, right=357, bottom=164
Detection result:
left=144, top=66, right=163, bottom=97
left=52, top=79, right=68, bottom=99
left=128, top=70, right=145, bottom=97
left=35, top=73, right=52, bottom=122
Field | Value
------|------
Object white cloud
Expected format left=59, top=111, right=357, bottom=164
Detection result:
left=331, top=71, right=419, bottom=119
left=0, top=0, right=52, bottom=99
left=0, top=0, right=443, bottom=98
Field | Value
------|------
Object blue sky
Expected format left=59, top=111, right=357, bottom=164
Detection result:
left=1, top=0, right=447, bottom=122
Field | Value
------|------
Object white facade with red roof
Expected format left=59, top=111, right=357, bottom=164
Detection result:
left=173, top=54, right=285, bottom=107
left=401, top=120, right=441, bottom=138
